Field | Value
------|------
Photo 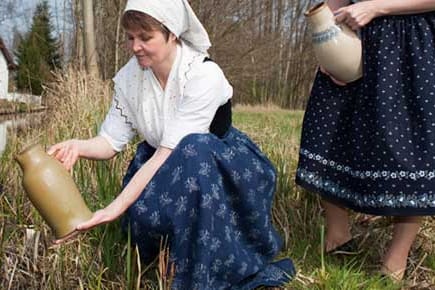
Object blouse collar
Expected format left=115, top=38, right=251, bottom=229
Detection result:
left=143, top=41, right=207, bottom=98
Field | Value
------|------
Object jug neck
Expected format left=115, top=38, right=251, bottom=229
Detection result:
left=305, top=2, right=335, bottom=29
left=16, top=144, right=45, bottom=172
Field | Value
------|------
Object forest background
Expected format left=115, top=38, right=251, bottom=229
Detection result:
left=0, top=0, right=318, bottom=108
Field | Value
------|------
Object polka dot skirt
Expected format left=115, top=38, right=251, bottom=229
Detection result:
left=296, top=12, right=435, bottom=216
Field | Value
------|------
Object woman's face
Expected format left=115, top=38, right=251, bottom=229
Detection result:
left=126, top=28, right=177, bottom=69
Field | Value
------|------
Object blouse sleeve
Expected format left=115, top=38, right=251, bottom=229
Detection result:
left=99, top=86, right=137, bottom=152
left=160, top=61, right=233, bottom=149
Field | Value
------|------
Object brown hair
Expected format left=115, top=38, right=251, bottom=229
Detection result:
left=121, top=10, right=171, bottom=41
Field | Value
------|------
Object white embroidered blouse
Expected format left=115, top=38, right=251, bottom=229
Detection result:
left=99, top=42, right=233, bottom=151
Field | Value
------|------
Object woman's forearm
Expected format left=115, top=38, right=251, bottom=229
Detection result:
left=106, top=146, right=173, bottom=214
left=68, top=146, right=173, bottom=233
left=373, top=0, right=435, bottom=15
left=79, top=136, right=118, bottom=160
left=327, top=0, right=351, bottom=11
left=48, top=136, right=118, bottom=170
left=334, top=0, right=435, bottom=30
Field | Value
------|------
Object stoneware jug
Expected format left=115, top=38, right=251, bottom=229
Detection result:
left=305, top=2, right=363, bottom=83
left=15, top=144, right=93, bottom=240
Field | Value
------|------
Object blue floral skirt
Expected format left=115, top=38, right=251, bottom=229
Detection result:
left=296, top=12, right=435, bottom=216
left=121, top=127, right=295, bottom=289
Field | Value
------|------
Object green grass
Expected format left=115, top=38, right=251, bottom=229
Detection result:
left=0, top=71, right=434, bottom=289
left=233, top=107, right=435, bottom=289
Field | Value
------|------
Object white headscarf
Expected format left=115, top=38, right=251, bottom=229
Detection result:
left=125, top=0, right=212, bottom=53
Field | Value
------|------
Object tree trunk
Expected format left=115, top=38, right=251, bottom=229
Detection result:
left=114, top=5, right=123, bottom=74
left=82, top=0, right=99, bottom=77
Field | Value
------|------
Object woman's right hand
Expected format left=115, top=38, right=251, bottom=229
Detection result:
left=319, top=66, right=347, bottom=86
left=334, top=1, right=380, bottom=31
left=47, top=139, right=84, bottom=171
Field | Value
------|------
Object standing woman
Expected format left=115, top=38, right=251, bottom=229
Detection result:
left=48, top=0, right=294, bottom=288
left=296, top=0, right=435, bottom=281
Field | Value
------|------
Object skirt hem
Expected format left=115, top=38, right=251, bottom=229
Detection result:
left=296, top=177, right=435, bottom=216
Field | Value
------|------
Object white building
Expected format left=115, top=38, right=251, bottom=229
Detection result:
left=0, top=38, right=41, bottom=106
left=0, top=37, right=17, bottom=100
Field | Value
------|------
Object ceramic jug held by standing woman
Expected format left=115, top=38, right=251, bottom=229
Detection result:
left=297, top=0, right=435, bottom=281
left=305, top=1, right=362, bottom=83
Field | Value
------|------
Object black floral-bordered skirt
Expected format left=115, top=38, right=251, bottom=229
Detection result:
left=296, top=12, right=435, bottom=216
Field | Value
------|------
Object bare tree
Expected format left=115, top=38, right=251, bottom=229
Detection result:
left=0, top=0, right=35, bottom=48
left=68, top=0, right=318, bottom=109
left=190, top=0, right=317, bottom=108
left=82, top=0, right=99, bottom=76
left=71, top=0, right=85, bottom=69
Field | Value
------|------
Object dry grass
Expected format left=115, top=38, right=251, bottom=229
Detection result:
left=0, top=69, right=434, bottom=289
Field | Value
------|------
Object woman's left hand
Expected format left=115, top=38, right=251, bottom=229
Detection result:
left=52, top=205, right=123, bottom=244
left=335, top=1, right=381, bottom=30
left=75, top=207, right=121, bottom=231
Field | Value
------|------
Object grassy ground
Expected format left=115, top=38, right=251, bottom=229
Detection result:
left=0, top=70, right=434, bottom=289
left=233, top=108, right=435, bottom=290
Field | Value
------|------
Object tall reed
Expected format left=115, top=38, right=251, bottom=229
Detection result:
left=0, top=71, right=434, bottom=289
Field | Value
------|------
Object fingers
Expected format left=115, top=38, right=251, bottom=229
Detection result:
left=334, top=7, right=347, bottom=23
left=52, top=208, right=118, bottom=244
left=334, top=6, right=360, bottom=29
left=47, top=140, right=80, bottom=170
left=356, top=17, right=370, bottom=29
left=54, top=147, right=72, bottom=169
left=47, top=141, right=68, bottom=159
left=75, top=219, right=96, bottom=231
left=347, top=14, right=364, bottom=31
left=56, top=147, right=68, bottom=162
left=47, top=142, right=63, bottom=156
left=62, top=149, right=79, bottom=171
left=76, top=219, right=105, bottom=231
left=319, top=66, right=329, bottom=76
left=330, top=76, right=347, bottom=86
left=334, top=3, right=374, bottom=30
left=76, top=211, right=109, bottom=231
left=319, top=66, right=347, bottom=86
left=52, top=230, right=80, bottom=245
